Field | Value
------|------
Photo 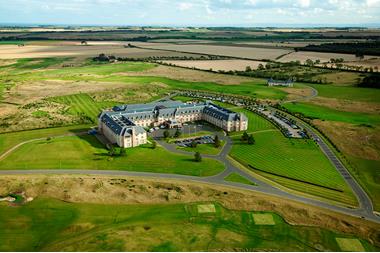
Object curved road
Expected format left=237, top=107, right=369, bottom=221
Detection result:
left=0, top=87, right=378, bottom=223
left=1, top=130, right=378, bottom=223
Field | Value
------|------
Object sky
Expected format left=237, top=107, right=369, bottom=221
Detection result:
left=0, top=0, right=379, bottom=27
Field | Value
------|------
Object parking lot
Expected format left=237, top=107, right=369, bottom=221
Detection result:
left=149, top=121, right=219, bottom=139
left=175, top=135, right=214, bottom=147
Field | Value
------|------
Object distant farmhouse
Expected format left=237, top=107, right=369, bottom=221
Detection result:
left=98, top=100, right=248, bottom=148
left=267, top=78, right=294, bottom=87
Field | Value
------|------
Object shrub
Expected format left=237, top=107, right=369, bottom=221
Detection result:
left=194, top=152, right=202, bottom=162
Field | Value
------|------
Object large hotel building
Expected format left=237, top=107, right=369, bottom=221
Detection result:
left=98, top=100, right=248, bottom=148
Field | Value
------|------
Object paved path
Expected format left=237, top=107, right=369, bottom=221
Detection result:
left=282, top=85, right=318, bottom=104
left=151, top=134, right=380, bottom=223
left=0, top=103, right=378, bottom=223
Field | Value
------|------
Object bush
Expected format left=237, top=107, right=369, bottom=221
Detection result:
left=247, top=134, right=255, bottom=145
left=163, top=130, right=170, bottom=139
left=174, top=128, right=182, bottom=138
left=190, top=140, right=197, bottom=148
left=119, top=148, right=127, bottom=156
left=214, top=135, right=221, bottom=148
left=241, top=131, right=249, bottom=141
left=194, top=152, right=202, bottom=162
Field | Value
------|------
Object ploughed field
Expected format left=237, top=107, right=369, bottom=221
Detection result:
left=0, top=198, right=377, bottom=251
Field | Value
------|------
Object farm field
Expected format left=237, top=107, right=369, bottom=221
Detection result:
left=0, top=44, right=205, bottom=59
left=0, top=198, right=377, bottom=251
left=137, top=43, right=292, bottom=60
left=278, top=51, right=376, bottom=64
left=0, top=135, right=224, bottom=177
left=162, top=59, right=266, bottom=71
left=230, top=131, right=357, bottom=206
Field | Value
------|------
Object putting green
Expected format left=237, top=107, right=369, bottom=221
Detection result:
left=336, top=238, right=364, bottom=252
left=252, top=213, right=275, bottom=225
left=197, top=204, right=216, bottom=213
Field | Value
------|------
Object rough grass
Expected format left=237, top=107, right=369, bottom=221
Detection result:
left=0, top=135, right=224, bottom=177
left=230, top=131, right=357, bottom=206
left=2, top=57, right=72, bottom=71
left=224, top=173, right=256, bottom=186
left=0, top=198, right=376, bottom=251
left=349, top=156, right=380, bottom=211
left=16, top=61, right=287, bottom=100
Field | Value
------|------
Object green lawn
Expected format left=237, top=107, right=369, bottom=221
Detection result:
left=0, top=40, right=27, bottom=45
left=306, top=83, right=380, bottom=103
left=47, top=61, right=156, bottom=75
left=0, top=135, right=223, bottom=177
left=48, top=93, right=116, bottom=122
left=0, top=198, right=376, bottom=251
left=177, top=141, right=225, bottom=155
left=0, top=125, right=91, bottom=156
left=224, top=173, right=256, bottom=186
left=230, top=131, right=357, bottom=206
left=283, top=102, right=380, bottom=125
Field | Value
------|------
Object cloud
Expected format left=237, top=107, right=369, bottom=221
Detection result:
left=0, top=0, right=379, bottom=26
left=178, top=2, right=193, bottom=11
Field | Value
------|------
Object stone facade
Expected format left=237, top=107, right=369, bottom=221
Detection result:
left=98, top=100, right=248, bottom=148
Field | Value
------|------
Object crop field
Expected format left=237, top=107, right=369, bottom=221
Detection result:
left=0, top=44, right=205, bottom=59
left=0, top=135, right=224, bottom=177
left=139, top=43, right=292, bottom=60
left=0, top=198, right=376, bottom=251
left=163, top=59, right=267, bottom=71
left=278, top=51, right=376, bottom=64
left=230, top=131, right=357, bottom=205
